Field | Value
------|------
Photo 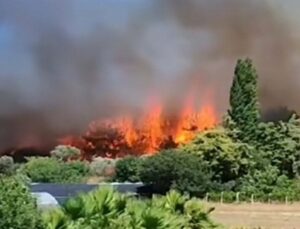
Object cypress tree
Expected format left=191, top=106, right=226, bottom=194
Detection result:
left=228, top=58, right=260, bottom=142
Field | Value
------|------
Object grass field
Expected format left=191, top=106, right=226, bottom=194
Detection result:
left=210, top=203, right=300, bottom=229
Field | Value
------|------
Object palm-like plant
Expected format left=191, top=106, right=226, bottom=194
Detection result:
left=43, top=208, right=69, bottom=229
left=140, top=207, right=182, bottom=229
left=63, top=195, right=87, bottom=220
left=43, top=188, right=218, bottom=229
left=163, top=190, right=188, bottom=214
left=184, top=199, right=217, bottom=229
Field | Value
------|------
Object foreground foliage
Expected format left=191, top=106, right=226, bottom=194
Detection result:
left=43, top=188, right=218, bottom=229
left=0, top=176, right=44, bottom=229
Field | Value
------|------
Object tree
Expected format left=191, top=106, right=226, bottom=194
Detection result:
left=228, top=58, right=260, bottom=142
left=0, top=176, right=44, bottom=229
left=227, top=59, right=300, bottom=178
left=254, top=115, right=300, bottom=178
left=182, top=127, right=254, bottom=186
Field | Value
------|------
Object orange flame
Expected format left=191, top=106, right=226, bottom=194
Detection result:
left=60, top=92, right=218, bottom=159
left=175, top=92, right=217, bottom=144
left=142, top=96, right=164, bottom=154
left=115, top=116, right=138, bottom=147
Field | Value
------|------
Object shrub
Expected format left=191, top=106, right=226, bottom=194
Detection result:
left=90, top=157, right=117, bottom=177
left=60, top=161, right=90, bottom=183
left=43, top=188, right=218, bottom=229
left=114, top=156, right=141, bottom=182
left=22, top=157, right=89, bottom=183
left=235, top=165, right=300, bottom=202
left=22, top=157, right=62, bottom=183
left=0, top=156, right=15, bottom=175
left=139, top=150, right=212, bottom=197
left=0, top=176, right=44, bottom=229
left=50, top=145, right=81, bottom=161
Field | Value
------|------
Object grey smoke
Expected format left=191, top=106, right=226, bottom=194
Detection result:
left=0, top=0, right=299, bottom=149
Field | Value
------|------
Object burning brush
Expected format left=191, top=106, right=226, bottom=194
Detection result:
left=60, top=96, right=217, bottom=159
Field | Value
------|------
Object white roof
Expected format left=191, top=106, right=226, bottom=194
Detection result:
left=32, top=192, right=59, bottom=207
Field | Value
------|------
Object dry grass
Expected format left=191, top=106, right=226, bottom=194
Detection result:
left=210, top=203, right=300, bottom=229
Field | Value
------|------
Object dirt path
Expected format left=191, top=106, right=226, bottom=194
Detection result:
left=210, top=203, right=300, bottom=229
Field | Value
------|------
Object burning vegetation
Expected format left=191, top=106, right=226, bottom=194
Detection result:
left=60, top=94, right=217, bottom=159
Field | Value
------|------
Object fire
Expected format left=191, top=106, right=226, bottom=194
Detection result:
left=60, top=93, right=218, bottom=159
left=142, top=96, right=164, bottom=154
left=115, top=116, right=137, bottom=147
left=174, top=91, right=217, bottom=144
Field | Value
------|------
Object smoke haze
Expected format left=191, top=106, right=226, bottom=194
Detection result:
left=0, top=0, right=300, bottom=149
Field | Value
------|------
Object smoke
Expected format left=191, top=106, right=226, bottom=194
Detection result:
left=0, top=0, right=299, bottom=149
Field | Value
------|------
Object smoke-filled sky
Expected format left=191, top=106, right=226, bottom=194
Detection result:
left=1, top=0, right=300, bottom=149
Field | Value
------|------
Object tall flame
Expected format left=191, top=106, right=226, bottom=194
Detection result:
left=60, top=92, right=218, bottom=159
left=142, top=97, right=164, bottom=154
left=174, top=90, right=217, bottom=144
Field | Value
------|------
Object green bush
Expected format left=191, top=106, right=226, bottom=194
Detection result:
left=114, top=156, right=141, bottom=182
left=60, top=161, right=90, bottom=183
left=238, top=166, right=278, bottom=197
left=0, top=156, right=15, bottom=175
left=253, top=118, right=300, bottom=179
left=234, top=165, right=300, bottom=202
left=0, top=176, right=44, bottom=229
left=22, top=157, right=62, bottom=183
left=139, top=150, right=212, bottom=197
left=22, top=157, right=89, bottom=183
left=43, top=188, right=218, bottom=229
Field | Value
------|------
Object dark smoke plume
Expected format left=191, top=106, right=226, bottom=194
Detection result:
left=0, top=0, right=299, bottom=150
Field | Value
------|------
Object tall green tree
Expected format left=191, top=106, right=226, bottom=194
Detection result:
left=228, top=58, right=260, bottom=142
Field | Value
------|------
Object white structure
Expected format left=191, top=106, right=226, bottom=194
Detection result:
left=32, top=192, right=59, bottom=210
